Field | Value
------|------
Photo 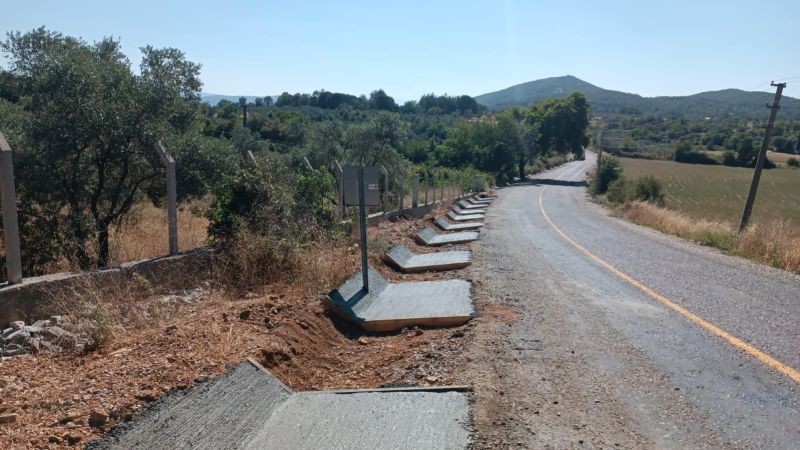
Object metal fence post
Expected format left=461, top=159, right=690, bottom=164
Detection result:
left=154, top=141, right=178, bottom=255
left=0, top=134, right=22, bottom=284
left=412, top=174, right=420, bottom=208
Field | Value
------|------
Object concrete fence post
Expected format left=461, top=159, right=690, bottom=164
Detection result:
left=424, top=172, right=429, bottom=205
left=334, top=160, right=344, bottom=220
left=154, top=141, right=179, bottom=255
left=399, top=172, right=405, bottom=211
left=0, top=134, right=22, bottom=284
left=412, top=174, right=420, bottom=208
left=380, top=165, right=389, bottom=213
left=245, top=150, right=257, bottom=165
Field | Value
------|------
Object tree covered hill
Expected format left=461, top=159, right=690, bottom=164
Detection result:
left=475, top=75, right=800, bottom=119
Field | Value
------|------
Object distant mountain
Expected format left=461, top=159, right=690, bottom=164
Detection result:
left=475, top=75, right=800, bottom=119
left=201, top=93, right=277, bottom=105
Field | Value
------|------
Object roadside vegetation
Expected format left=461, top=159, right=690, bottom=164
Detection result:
left=0, top=27, right=588, bottom=282
left=591, top=155, right=800, bottom=273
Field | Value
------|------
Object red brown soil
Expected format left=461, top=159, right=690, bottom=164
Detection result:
left=0, top=206, right=489, bottom=449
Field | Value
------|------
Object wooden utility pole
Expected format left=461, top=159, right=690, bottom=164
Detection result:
left=739, top=82, right=786, bottom=232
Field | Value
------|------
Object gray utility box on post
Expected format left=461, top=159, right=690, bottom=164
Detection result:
left=343, top=166, right=381, bottom=206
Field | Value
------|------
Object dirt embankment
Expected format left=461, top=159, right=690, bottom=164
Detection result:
left=0, top=205, right=493, bottom=449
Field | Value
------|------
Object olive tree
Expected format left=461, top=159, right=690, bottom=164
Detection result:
left=2, top=28, right=231, bottom=269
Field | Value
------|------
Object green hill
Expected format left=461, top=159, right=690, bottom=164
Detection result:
left=475, top=76, right=800, bottom=119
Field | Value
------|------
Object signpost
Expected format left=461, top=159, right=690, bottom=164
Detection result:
left=343, top=166, right=380, bottom=291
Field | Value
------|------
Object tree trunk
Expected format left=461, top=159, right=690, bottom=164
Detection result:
left=97, top=223, right=110, bottom=268
left=518, top=158, right=526, bottom=181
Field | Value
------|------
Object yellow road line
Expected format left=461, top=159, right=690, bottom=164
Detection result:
left=538, top=186, right=800, bottom=385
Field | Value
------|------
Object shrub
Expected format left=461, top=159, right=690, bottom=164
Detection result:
left=673, top=142, right=718, bottom=165
left=206, top=163, right=325, bottom=286
left=633, top=176, right=665, bottom=205
left=591, top=155, right=622, bottom=195
left=606, top=178, right=629, bottom=204
left=787, top=157, right=799, bottom=168
left=722, top=150, right=738, bottom=166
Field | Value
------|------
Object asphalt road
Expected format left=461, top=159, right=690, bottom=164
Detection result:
left=467, top=153, right=800, bottom=448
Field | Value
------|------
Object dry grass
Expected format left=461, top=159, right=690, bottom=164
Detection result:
left=621, top=201, right=800, bottom=273
left=108, top=200, right=209, bottom=264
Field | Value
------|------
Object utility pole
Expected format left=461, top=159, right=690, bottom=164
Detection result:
left=738, top=82, right=786, bottom=232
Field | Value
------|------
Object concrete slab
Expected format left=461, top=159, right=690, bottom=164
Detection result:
left=384, top=245, right=471, bottom=272
left=248, top=390, right=471, bottom=450
left=453, top=204, right=486, bottom=215
left=457, top=199, right=487, bottom=210
left=435, top=217, right=483, bottom=231
left=467, top=197, right=493, bottom=206
left=326, top=268, right=474, bottom=331
left=447, top=210, right=485, bottom=222
left=415, top=227, right=479, bottom=246
left=92, top=362, right=292, bottom=450
left=91, top=360, right=472, bottom=450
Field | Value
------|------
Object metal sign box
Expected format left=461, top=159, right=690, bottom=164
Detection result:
left=343, top=166, right=381, bottom=206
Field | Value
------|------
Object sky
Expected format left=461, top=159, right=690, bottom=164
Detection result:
left=2, top=0, right=799, bottom=101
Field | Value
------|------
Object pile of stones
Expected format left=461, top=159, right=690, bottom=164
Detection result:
left=0, top=316, right=89, bottom=357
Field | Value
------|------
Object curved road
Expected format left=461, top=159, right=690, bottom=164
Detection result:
left=467, top=153, right=800, bottom=448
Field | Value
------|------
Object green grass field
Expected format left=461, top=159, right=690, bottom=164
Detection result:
left=619, top=158, right=800, bottom=231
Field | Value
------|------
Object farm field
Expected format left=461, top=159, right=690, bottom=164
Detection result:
left=619, top=157, right=800, bottom=232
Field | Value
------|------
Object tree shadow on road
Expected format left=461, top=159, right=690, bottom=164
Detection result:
left=519, top=178, right=588, bottom=187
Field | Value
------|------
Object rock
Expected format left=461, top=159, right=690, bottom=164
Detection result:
left=1, top=328, right=13, bottom=338
left=357, top=337, right=370, bottom=345
left=65, top=432, right=82, bottom=445
left=9, top=321, right=25, bottom=330
left=31, top=319, right=51, bottom=329
left=44, top=326, right=66, bottom=340
left=47, top=435, right=61, bottom=443
left=270, top=307, right=280, bottom=315
left=88, top=409, right=108, bottom=427
left=135, top=390, right=159, bottom=402
left=244, top=292, right=257, bottom=299
left=425, top=376, right=439, bottom=383
left=1, top=343, right=24, bottom=357
left=239, top=310, right=252, bottom=320
left=6, top=330, right=30, bottom=344
left=0, top=413, right=17, bottom=424
left=22, top=325, right=43, bottom=334
left=27, top=337, right=40, bottom=353
left=50, top=315, right=64, bottom=324
left=59, top=411, right=81, bottom=424
left=165, top=325, right=178, bottom=334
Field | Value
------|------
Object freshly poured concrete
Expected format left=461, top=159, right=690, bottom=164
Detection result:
left=415, top=227, right=479, bottom=246
left=248, top=390, right=471, bottom=450
left=385, top=245, right=471, bottom=272
left=327, top=267, right=474, bottom=331
left=453, top=204, right=486, bottom=215
left=435, top=217, right=483, bottom=231
left=447, top=210, right=485, bottom=222
left=93, top=361, right=471, bottom=450
left=458, top=199, right=487, bottom=210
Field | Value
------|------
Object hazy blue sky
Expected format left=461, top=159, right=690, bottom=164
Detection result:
left=3, top=0, right=798, bottom=100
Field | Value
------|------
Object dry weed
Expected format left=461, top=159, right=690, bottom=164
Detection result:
left=622, top=201, right=800, bottom=273
left=109, top=200, right=209, bottom=264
